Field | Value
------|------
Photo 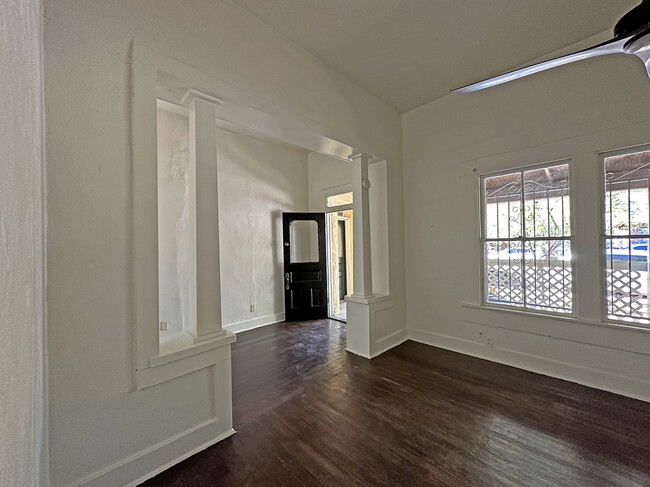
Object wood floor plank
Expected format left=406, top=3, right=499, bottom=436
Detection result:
left=143, top=319, right=650, bottom=486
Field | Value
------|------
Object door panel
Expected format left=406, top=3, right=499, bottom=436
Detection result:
left=283, top=213, right=327, bottom=321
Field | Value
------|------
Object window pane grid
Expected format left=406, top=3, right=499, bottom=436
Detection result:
left=603, top=150, right=650, bottom=323
left=483, top=163, right=572, bottom=313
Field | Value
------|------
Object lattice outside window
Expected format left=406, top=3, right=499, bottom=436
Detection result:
left=604, top=149, right=650, bottom=323
left=481, top=162, right=572, bottom=313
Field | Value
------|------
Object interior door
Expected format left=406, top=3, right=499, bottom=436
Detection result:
left=282, top=212, right=328, bottom=321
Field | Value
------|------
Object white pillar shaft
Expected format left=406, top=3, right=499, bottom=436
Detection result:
left=189, top=95, right=223, bottom=341
left=351, top=154, right=373, bottom=298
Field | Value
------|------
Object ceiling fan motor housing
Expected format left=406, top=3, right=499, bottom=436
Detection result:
left=615, top=1, right=650, bottom=38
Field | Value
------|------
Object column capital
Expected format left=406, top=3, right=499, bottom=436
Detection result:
left=181, top=88, right=223, bottom=107
left=348, top=152, right=373, bottom=162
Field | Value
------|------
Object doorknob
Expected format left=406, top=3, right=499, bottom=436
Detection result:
left=285, top=273, right=290, bottom=290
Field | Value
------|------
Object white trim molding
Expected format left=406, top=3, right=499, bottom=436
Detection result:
left=180, top=88, right=223, bottom=107
left=224, top=313, right=286, bottom=334
left=76, top=422, right=235, bottom=487
left=408, top=327, right=650, bottom=403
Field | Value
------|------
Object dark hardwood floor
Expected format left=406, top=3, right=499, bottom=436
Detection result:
left=143, top=320, right=650, bottom=486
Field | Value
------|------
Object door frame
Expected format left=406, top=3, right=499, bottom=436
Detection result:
left=337, top=220, right=348, bottom=300
left=326, top=210, right=353, bottom=321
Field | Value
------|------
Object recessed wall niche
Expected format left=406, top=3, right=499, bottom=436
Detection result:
left=156, top=100, right=193, bottom=341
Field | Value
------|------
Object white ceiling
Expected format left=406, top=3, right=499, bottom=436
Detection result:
left=231, top=0, right=639, bottom=112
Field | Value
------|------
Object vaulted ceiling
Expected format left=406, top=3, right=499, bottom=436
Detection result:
left=231, top=0, right=639, bottom=112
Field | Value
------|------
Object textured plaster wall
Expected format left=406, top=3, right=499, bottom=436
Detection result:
left=307, top=152, right=353, bottom=212
left=1, top=0, right=45, bottom=484
left=157, top=108, right=190, bottom=337
left=217, top=129, right=309, bottom=328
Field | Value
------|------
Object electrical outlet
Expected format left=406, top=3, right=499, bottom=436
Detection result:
left=249, top=304, right=255, bottom=313
left=160, top=321, right=168, bottom=331
left=486, top=337, right=493, bottom=348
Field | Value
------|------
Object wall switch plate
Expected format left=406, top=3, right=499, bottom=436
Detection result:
left=160, top=321, right=168, bottom=331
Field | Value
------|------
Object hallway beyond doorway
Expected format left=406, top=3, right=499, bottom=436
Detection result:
left=327, top=210, right=352, bottom=322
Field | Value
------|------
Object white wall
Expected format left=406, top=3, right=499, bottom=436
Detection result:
left=44, top=0, right=403, bottom=484
left=308, top=152, right=353, bottom=212
left=217, top=129, right=309, bottom=331
left=157, top=108, right=190, bottom=338
left=1, top=0, right=46, bottom=485
left=368, top=161, right=390, bottom=296
left=403, top=49, right=650, bottom=401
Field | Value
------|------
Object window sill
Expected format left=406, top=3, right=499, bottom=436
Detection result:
left=136, top=330, right=236, bottom=390
left=154, top=331, right=236, bottom=366
left=462, top=302, right=650, bottom=334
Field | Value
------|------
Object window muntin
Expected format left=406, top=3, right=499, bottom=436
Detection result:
left=603, top=149, right=650, bottom=323
left=482, top=163, right=572, bottom=313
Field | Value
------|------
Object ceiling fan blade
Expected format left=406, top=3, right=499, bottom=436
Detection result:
left=453, top=36, right=630, bottom=94
left=634, top=49, right=650, bottom=78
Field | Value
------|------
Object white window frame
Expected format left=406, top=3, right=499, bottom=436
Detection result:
left=599, top=144, right=650, bottom=329
left=479, top=159, right=576, bottom=317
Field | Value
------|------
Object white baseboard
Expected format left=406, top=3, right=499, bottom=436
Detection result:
left=408, top=328, right=650, bottom=403
left=224, top=312, right=285, bottom=334
left=346, top=348, right=372, bottom=359
left=346, top=329, right=408, bottom=359
left=74, top=421, right=235, bottom=487
left=372, top=329, right=408, bottom=358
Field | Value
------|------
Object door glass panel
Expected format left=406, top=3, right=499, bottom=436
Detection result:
left=290, top=220, right=319, bottom=263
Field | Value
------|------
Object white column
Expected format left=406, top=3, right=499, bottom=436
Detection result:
left=184, top=90, right=224, bottom=342
left=350, top=153, right=373, bottom=298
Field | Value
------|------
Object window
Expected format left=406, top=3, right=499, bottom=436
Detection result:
left=603, top=149, right=650, bottom=323
left=327, top=191, right=353, bottom=207
left=481, top=162, right=572, bottom=313
left=290, top=220, right=320, bottom=263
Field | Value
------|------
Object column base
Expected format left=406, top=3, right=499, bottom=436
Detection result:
left=346, top=299, right=372, bottom=358
left=345, top=294, right=393, bottom=359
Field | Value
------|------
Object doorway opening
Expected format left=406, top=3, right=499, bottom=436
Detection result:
left=326, top=210, right=353, bottom=322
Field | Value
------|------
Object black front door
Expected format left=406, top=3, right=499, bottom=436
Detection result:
left=282, top=213, right=327, bottom=321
